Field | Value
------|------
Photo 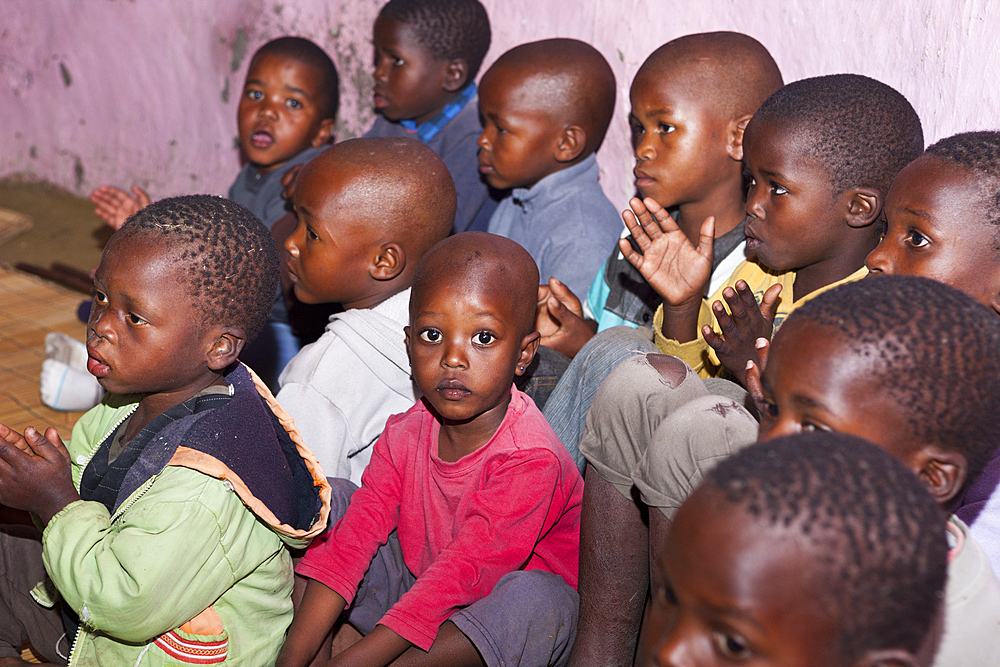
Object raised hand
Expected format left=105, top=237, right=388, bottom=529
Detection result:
left=535, top=277, right=596, bottom=359
left=0, top=424, right=78, bottom=524
left=743, top=336, right=772, bottom=421
left=619, top=196, right=714, bottom=311
left=89, top=184, right=152, bottom=230
left=704, top=281, right=782, bottom=385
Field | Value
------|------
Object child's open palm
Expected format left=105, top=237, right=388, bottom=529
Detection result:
left=704, top=280, right=782, bottom=385
left=89, top=184, right=152, bottom=230
left=0, top=423, right=79, bottom=524
left=619, top=197, right=714, bottom=311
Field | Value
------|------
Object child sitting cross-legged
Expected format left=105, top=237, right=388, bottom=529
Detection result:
left=538, top=31, right=783, bottom=459
left=276, top=137, right=456, bottom=484
left=747, top=275, right=1000, bottom=664
left=277, top=232, right=584, bottom=667
left=0, top=196, right=330, bottom=667
left=640, top=431, right=948, bottom=667
left=365, top=0, right=496, bottom=233
left=865, top=131, right=1000, bottom=569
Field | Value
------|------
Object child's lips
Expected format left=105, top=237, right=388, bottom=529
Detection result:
left=437, top=378, right=470, bottom=400
left=373, top=92, right=388, bottom=109
left=744, top=223, right=762, bottom=252
left=633, top=167, right=655, bottom=187
left=86, top=351, right=111, bottom=378
left=250, top=130, right=274, bottom=149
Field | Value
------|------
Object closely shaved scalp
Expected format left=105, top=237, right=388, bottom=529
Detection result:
left=296, top=136, right=456, bottom=256
left=411, top=232, right=539, bottom=338
left=636, top=32, right=783, bottom=122
left=702, top=432, right=947, bottom=662
left=486, top=39, right=616, bottom=153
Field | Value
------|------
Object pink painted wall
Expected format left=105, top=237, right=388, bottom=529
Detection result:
left=3, top=0, right=999, bottom=208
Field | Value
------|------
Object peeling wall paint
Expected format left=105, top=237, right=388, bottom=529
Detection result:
left=2, top=0, right=1000, bottom=207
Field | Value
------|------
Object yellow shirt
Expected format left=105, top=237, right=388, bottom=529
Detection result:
left=652, top=260, right=868, bottom=378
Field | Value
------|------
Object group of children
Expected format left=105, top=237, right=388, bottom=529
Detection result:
left=4, top=0, right=1000, bottom=665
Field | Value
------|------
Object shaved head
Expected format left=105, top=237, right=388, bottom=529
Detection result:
left=295, top=136, right=456, bottom=255
left=636, top=32, right=783, bottom=123
left=484, top=38, right=616, bottom=153
left=411, top=232, right=539, bottom=338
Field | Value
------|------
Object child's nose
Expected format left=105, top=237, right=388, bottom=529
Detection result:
left=745, top=184, right=766, bottom=220
left=373, top=57, right=389, bottom=82
left=88, top=307, right=116, bottom=343
left=258, top=97, right=280, bottom=119
left=476, top=129, right=490, bottom=150
left=865, top=241, right=890, bottom=274
left=651, top=619, right=699, bottom=667
left=441, top=339, right=468, bottom=369
left=633, top=132, right=655, bottom=162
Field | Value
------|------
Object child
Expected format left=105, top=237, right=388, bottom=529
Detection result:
left=570, top=74, right=924, bottom=667
left=750, top=275, right=1000, bottom=665
left=364, top=0, right=496, bottom=234
left=624, top=73, right=923, bottom=382
left=539, top=32, right=783, bottom=456
left=641, top=432, right=948, bottom=667
left=480, top=38, right=623, bottom=299
left=865, top=131, right=1000, bottom=571
left=49, top=37, right=340, bottom=406
left=276, top=137, right=456, bottom=484
left=90, top=37, right=337, bottom=230
left=278, top=233, right=583, bottom=667
left=539, top=32, right=783, bottom=358
left=0, top=196, right=330, bottom=666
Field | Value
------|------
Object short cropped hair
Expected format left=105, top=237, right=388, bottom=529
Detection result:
left=704, top=432, right=947, bottom=661
left=926, top=131, right=1000, bottom=248
left=790, top=275, right=1000, bottom=494
left=115, top=195, right=279, bottom=342
left=753, top=74, right=923, bottom=197
left=379, top=0, right=491, bottom=80
left=252, top=37, right=340, bottom=120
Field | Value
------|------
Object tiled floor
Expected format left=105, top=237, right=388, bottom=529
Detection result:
left=0, top=265, right=88, bottom=441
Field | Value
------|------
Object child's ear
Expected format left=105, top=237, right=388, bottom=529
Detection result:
left=726, top=114, right=753, bottom=162
left=207, top=329, right=246, bottom=371
left=370, top=242, right=406, bottom=281
left=844, top=187, right=882, bottom=229
left=913, top=445, right=966, bottom=506
left=852, top=649, right=923, bottom=667
left=311, top=118, right=336, bottom=148
left=554, top=126, right=587, bottom=163
left=442, top=59, right=469, bottom=93
left=514, top=331, right=541, bottom=377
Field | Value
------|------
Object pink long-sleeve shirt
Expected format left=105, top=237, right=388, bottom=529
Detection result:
left=296, top=387, right=583, bottom=650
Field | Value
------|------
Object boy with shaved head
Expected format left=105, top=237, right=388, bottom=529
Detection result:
left=276, top=137, right=456, bottom=483
left=480, top=38, right=622, bottom=298
left=279, top=232, right=583, bottom=667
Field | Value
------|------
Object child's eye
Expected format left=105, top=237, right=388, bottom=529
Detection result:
left=245, top=89, right=262, bottom=101
left=392, top=56, right=404, bottom=66
left=306, top=226, right=320, bottom=241
left=93, top=290, right=108, bottom=305
left=419, top=329, right=441, bottom=343
left=713, top=632, right=752, bottom=660
left=772, top=183, right=788, bottom=195
left=286, top=98, right=303, bottom=110
left=746, top=175, right=756, bottom=188
left=906, top=229, right=929, bottom=248
left=473, top=331, right=496, bottom=345
left=127, top=313, right=147, bottom=326
left=658, top=122, right=675, bottom=134
left=760, top=399, right=778, bottom=420
left=652, top=581, right=677, bottom=607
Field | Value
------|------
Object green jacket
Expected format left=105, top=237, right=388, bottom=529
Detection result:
left=33, top=365, right=331, bottom=666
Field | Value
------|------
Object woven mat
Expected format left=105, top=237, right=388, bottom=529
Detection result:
left=0, top=265, right=88, bottom=440
left=0, top=207, right=33, bottom=246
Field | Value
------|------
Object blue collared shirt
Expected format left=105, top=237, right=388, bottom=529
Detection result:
left=399, top=83, right=477, bottom=143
